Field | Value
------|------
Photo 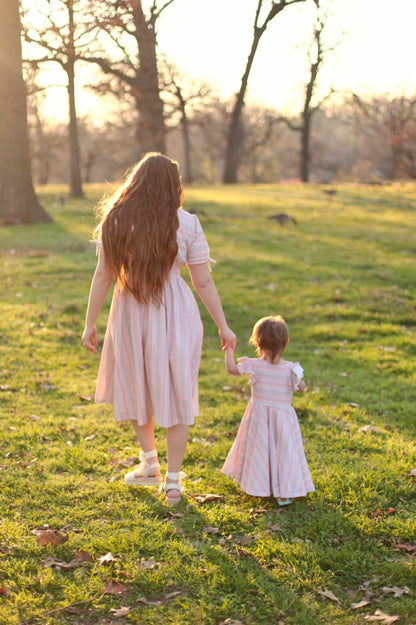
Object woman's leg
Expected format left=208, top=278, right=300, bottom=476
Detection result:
left=166, top=424, right=189, bottom=496
left=130, top=418, right=160, bottom=477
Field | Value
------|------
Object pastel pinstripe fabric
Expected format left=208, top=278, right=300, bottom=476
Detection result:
left=95, top=210, right=210, bottom=427
left=221, top=359, right=315, bottom=498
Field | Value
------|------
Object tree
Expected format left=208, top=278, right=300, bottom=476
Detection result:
left=352, top=93, right=416, bottom=180
left=161, top=60, right=211, bottom=183
left=22, top=0, right=95, bottom=197
left=279, top=0, right=337, bottom=182
left=222, top=0, right=306, bottom=183
left=82, top=0, right=175, bottom=155
left=0, top=0, right=51, bottom=224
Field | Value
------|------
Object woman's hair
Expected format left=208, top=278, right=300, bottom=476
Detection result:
left=249, top=315, right=289, bottom=362
left=95, top=152, right=183, bottom=305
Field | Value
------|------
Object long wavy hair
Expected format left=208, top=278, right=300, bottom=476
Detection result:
left=94, top=152, right=183, bottom=305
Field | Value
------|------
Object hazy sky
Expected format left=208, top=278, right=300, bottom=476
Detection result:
left=37, top=0, right=416, bottom=122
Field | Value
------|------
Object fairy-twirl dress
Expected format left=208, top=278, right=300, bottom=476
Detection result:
left=95, top=209, right=210, bottom=428
left=221, top=358, right=314, bottom=498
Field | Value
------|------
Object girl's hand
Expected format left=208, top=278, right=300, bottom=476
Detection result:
left=82, top=324, right=98, bottom=353
left=219, top=326, right=236, bottom=351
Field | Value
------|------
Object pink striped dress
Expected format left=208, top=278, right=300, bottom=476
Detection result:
left=221, top=358, right=315, bottom=498
left=95, top=209, right=210, bottom=427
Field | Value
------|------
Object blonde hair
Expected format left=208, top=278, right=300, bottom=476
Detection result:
left=249, top=315, right=289, bottom=362
left=95, top=152, right=183, bottom=306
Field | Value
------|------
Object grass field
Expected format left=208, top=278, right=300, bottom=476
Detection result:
left=0, top=182, right=415, bottom=625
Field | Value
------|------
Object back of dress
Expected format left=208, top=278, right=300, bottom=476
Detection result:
left=236, top=358, right=302, bottom=406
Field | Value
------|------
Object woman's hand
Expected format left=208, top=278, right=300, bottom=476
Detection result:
left=82, top=324, right=98, bottom=353
left=219, top=326, right=236, bottom=351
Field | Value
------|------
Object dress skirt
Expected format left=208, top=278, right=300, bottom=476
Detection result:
left=95, top=271, right=203, bottom=427
left=222, top=400, right=315, bottom=498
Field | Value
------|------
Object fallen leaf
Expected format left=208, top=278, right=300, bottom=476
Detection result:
left=163, top=590, right=182, bottom=600
left=348, top=402, right=360, bottom=407
left=203, top=526, right=220, bottom=534
left=382, top=586, right=410, bottom=597
left=118, top=457, right=139, bottom=468
left=103, top=580, right=129, bottom=595
left=364, top=609, right=400, bottom=623
left=219, top=620, right=245, bottom=625
left=35, top=529, right=68, bottom=546
left=406, top=468, right=416, bottom=477
left=239, top=536, right=252, bottom=546
left=317, top=588, right=340, bottom=604
left=192, top=493, right=224, bottom=503
left=249, top=508, right=268, bottom=516
left=79, top=395, right=93, bottom=402
left=84, top=435, right=95, bottom=441
left=98, top=552, right=117, bottom=566
left=0, top=586, right=11, bottom=596
left=222, top=386, right=233, bottom=391
left=358, top=425, right=383, bottom=434
left=44, top=556, right=83, bottom=570
left=110, top=606, right=131, bottom=618
left=73, top=550, right=93, bottom=563
left=394, top=542, right=416, bottom=554
left=351, top=600, right=371, bottom=610
left=207, top=434, right=217, bottom=443
left=164, top=510, right=185, bottom=518
left=139, top=558, right=159, bottom=570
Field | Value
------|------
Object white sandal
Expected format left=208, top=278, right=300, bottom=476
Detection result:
left=124, top=450, right=162, bottom=486
left=160, top=471, right=184, bottom=505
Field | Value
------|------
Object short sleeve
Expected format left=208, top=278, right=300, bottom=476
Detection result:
left=186, top=215, right=210, bottom=265
left=291, top=362, right=304, bottom=390
left=236, top=357, right=253, bottom=375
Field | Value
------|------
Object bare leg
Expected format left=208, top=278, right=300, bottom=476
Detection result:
left=130, top=418, right=160, bottom=478
left=166, top=424, right=189, bottom=497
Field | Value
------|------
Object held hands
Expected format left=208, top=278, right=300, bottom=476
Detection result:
left=219, top=326, right=236, bottom=351
left=82, top=324, right=98, bottom=353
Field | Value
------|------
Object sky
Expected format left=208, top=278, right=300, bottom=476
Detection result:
left=35, top=0, right=416, bottom=123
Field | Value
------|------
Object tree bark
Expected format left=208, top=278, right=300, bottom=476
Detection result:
left=67, top=0, right=84, bottom=196
left=132, top=3, right=166, bottom=154
left=0, top=0, right=51, bottom=224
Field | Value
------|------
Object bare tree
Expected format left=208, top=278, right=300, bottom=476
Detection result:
left=352, top=93, right=416, bottom=179
left=81, top=0, right=175, bottom=155
left=161, top=60, right=211, bottom=183
left=0, top=0, right=51, bottom=224
left=22, top=0, right=96, bottom=197
left=222, top=0, right=306, bottom=183
left=280, top=1, right=337, bottom=182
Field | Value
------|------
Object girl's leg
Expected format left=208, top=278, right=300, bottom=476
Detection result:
left=166, top=424, right=189, bottom=497
left=130, top=418, right=160, bottom=478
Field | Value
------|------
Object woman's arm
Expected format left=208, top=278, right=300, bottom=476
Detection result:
left=82, top=249, right=114, bottom=352
left=225, top=346, right=240, bottom=375
left=188, top=263, right=236, bottom=350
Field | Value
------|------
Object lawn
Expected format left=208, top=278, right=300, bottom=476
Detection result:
left=0, top=182, right=415, bottom=625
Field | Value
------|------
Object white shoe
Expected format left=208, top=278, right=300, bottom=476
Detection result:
left=159, top=471, right=185, bottom=505
left=124, top=450, right=162, bottom=486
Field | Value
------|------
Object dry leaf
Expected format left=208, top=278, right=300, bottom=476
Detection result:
left=359, top=425, right=383, bottom=434
left=317, top=588, right=340, bottom=604
left=394, top=542, right=416, bottom=553
left=110, top=606, right=131, bottom=618
left=103, top=580, right=129, bottom=595
left=219, top=620, right=245, bottom=625
left=44, top=556, right=81, bottom=570
left=98, top=552, right=117, bottom=566
left=203, top=526, right=220, bottom=534
left=348, top=402, right=360, bottom=407
left=0, top=586, right=11, bottom=596
left=406, top=468, right=416, bottom=477
left=249, top=508, right=268, bottom=516
left=382, top=586, right=410, bottom=597
left=351, top=600, right=371, bottom=609
left=84, top=435, right=95, bottom=441
left=364, top=610, right=400, bottom=624
left=139, top=558, right=159, bottom=570
left=240, top=536, right=252, bottom=546
left=35, top=529, right=68, bottom=546
left=222, top=386, right=233, bottom=391
left=73, top=549, right=93, bottom=563
left=192, top=493, right=224, bottom=503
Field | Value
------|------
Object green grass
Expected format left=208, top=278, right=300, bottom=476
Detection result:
left=0, top=182, right=416, bottom=625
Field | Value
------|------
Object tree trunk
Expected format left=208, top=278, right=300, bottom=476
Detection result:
left=133, top=4, right=166, bottom=155
left=67, top=1, right=84, bottom=197
left=178, top=97, right=192, bottom=183
left=222, top=31, right=262, bottom=183
left=300, top=111, right=311, bottom=182
left=0, top=0, right=51, bottom=224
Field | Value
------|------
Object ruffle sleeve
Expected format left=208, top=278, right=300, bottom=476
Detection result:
left=236, top=358, right=257, bottom=385
left=290, top=362, right=304, bottom=390
left=186, top=215, right=210, bottom=265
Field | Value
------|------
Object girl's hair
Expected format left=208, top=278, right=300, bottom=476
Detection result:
left=249, top=315, right=289, bottom=362
left=94, top=152, right=183, bottom=305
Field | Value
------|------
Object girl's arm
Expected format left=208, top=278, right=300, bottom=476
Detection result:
left=225, top=346, right=240, bottom=375
left=188, top=263, right=236, bottom=350
left=82, top=250, right=115, bottom=352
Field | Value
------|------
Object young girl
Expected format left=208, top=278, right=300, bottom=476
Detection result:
left=222, top=315, right=314, bottom=505
left=82, top=153, right=236, bottom=505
